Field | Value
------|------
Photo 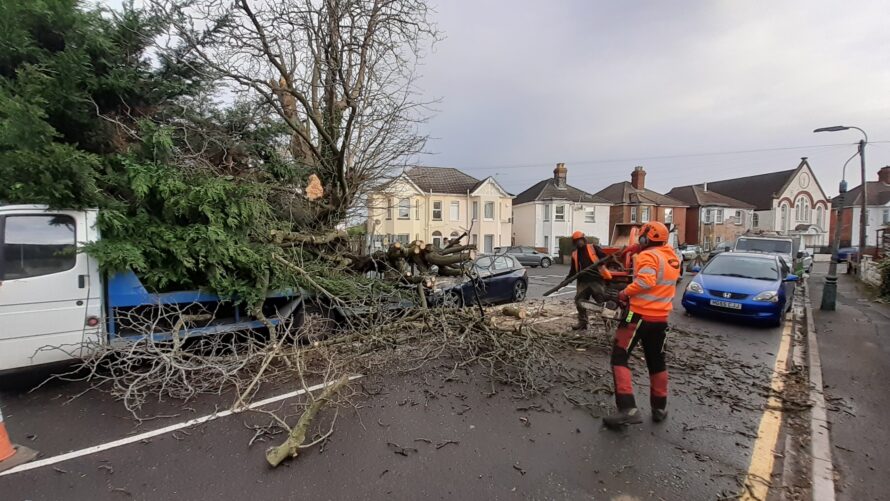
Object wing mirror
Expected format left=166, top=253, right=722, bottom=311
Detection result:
left=784, top=274, right=799, bottom=282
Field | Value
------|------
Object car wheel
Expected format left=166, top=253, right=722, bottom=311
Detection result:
left=540, top=257, right=552, bottom=268
left=511, top=281, right=527, bottom=302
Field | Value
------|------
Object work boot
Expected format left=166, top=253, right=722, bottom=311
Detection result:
left=652, top=408, right=669, bottom=423
left=571, top=322, right=588, bottom=331
left=603, top=408, right=643, bottom=429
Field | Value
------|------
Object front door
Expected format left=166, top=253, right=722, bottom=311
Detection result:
left=0, top=212, right=91, bottom=370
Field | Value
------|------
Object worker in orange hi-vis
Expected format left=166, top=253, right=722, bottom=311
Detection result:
left=566, top=231, right=609, bottom=331
left=603, top=221, right=681, bottom=429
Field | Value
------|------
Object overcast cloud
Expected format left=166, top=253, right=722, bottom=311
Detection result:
left=414, top=0, right=890, bottom=197
left=100, top=0, right=889, bottom=197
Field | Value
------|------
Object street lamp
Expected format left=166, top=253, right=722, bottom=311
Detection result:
left=814, top=125, right=868, bottom=256
left=817, top=150, right=857, bottom=310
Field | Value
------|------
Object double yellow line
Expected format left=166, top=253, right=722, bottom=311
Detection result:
left=740, top=318, right=794, bottom=500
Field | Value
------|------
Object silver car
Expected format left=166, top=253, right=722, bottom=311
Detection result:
left=494, top=246, right=553, bottom=268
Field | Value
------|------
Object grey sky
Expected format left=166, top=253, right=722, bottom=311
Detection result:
left=416, top=0, right=890, bottom=197
left=100, top=0, right=889, bottom=197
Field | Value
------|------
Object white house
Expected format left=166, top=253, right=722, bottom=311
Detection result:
left=703, top=158, right=831, bottom=248
left=367, top=166, right=513, bottom=253
left=512, top=163, right=611, bottom=254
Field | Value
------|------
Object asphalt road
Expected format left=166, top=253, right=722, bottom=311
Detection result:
left=0, top=264, right=790, bottom=500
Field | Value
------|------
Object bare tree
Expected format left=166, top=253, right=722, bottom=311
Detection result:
left=152, top=0, right=439, bottom=229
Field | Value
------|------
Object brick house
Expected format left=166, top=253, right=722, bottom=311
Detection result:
left=593, top=166, right=688, bottom=242
left=830, top=165, right=890, bottom=248
left=665, top=184, right=755, bottom=250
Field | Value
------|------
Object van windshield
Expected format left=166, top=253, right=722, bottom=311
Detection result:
left=735, top=238, right=792, bottom=254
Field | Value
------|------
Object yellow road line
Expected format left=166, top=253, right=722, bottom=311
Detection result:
left=740, top=318, right=793, bottom=500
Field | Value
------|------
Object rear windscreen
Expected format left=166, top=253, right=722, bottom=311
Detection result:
left=735, top=238, right=792, bottom=254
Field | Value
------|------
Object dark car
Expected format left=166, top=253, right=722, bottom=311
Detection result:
left=836, top=247, right=859, bottom=263
left=430, top=255, right=528, bottom=307
left=707, top=242, right=733, bottom=260
left=494, top=246, right=553, bottom=268
left=682, top=252, right=798, bottom=326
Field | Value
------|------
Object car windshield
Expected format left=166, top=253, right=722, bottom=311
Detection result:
left=702, top=255, right=780, bottom=281
left=735, top=238, right=792, bottom=254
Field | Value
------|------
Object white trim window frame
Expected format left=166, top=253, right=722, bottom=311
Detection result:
left=449, top=201, right=460, bottom=221
left=554, top=204, right=566, bottom=222
left=432, top=201, right=443, bottom=221
left=398, top=198, right=410, bottom=219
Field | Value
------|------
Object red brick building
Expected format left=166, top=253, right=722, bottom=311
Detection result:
left=593, top=166, right=688, bottom=241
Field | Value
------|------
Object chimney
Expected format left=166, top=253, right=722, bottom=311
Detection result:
left=879, top=165, right=890, bottom=185
left=553, top=162, right=568, bottom=189
left=630, top=166, right=646, bottom=190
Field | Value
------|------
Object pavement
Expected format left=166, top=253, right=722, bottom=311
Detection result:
left=808, top=264, right=890, bottom=501
left=0, top=264, right=793, bottom=500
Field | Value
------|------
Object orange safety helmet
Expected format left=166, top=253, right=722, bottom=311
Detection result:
left=639, top=221, right=669, bottom=243
left=571, top=230, right=585, bottom=240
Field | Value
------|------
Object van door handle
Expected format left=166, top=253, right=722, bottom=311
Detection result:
left=78, top=274, right=87, bottom=288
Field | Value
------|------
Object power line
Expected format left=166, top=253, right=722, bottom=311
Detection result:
left=427, top=140, right=890, bottom=172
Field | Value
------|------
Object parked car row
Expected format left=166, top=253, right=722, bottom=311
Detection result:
left=494, top=246, right=553, bottom=268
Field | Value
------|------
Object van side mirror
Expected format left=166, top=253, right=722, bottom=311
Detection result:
left=796, top=251, right=804, bottom=259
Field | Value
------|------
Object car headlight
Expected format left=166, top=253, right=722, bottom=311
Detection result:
left=686, top=281, right=704, bottom=294
left=753, top=291, right=779, bottom=302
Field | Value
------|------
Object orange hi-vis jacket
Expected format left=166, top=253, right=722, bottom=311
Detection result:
left=623, top=245, right=681, bottom=322
left=571, top=244, right=613, bottom=281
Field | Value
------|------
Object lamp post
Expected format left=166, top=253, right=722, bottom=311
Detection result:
left=814, top=126, right=869, bottom=264
left=813, top=139, right=860, bottom=310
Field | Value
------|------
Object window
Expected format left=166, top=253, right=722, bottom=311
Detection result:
left=780, top=203, right=789, bottom=231
left=883, top=208, right=890, bottom=225
left=641, top=206, right=650, bottom=223
left=734, top=210, right=744, bottom=225
left=450, top=201, right=460, bottom=221
left=543, top=235, right=549, bottom=251
left=752, top=212, right=760, bottom=228
left=2, top=215, right=77, bottom=280
left=415, top=199, right=420, bottom=220
left=432, top=201, right=443, bottom=221
left=664, top=208, right=673, bottom=224
left=396, top=234, right=410, bottom=244
left=398, top=198, right=410, bottom=219
left=795, top=196, right=811, bottom=222
left=715, top=209, right=724, bottom=224
left=472, top=201, right=479, bottom=220
left=483, top=234, right=494, bottom=253
left=816, top=206, right=824, bottom=228
left=493, top=256, right=512, bottom=270
left=386, top=199, right=392, bottom=220
left=484, top=202, right=494, bottom=220
left=471, top=234, right=478, bottom=246
left=432, top=230, right=443, bottom=248
left=584, top=208, right=596, bottom=223
left=543, top=205, right=551, bottom=221
left=554, top=205, right=566, bottom=222
left=630, top=206, right=638, bottom=223
left=703, top=209, right=713, bottom=224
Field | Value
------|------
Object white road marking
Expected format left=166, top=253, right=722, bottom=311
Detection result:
left=0, top=375, right=363, bottom=477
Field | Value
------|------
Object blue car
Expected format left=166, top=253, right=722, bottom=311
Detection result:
left=682, top=252, right=798, bottom=326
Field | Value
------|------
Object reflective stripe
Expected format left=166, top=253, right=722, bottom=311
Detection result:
left=637, top=267, right=656, bottom=275
left=637, top=294, right=673, bottom=303
left=656, top=279, right=676, bottom=286
left=634, top=278, right=652, bottom=289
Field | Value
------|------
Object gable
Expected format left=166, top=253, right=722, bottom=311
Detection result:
left=777, top=161, right=829, bottom=206
left=470, top=177, right=511, bottom=198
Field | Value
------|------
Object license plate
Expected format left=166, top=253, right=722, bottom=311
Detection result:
left=710, top=299, right=742, bottom=310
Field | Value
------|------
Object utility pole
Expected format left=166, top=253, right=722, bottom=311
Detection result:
left=858, top=139, right=868, bottom=266
left=821, top=180, right=847, bottom=311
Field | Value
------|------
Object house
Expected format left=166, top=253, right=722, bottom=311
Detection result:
left=665, top=184, right=755, bottom=250
left=830, top=165, right=890, bottom=248
left=366, top=166, right=513, bottom=253
left=593, top=166, right=688, bottom=242
left=700, top=158, right=830, bottom=248
left=512, top=163, right=612, bottom=254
